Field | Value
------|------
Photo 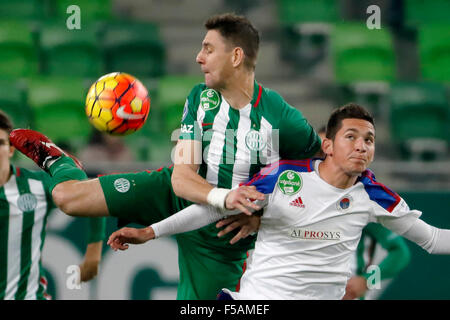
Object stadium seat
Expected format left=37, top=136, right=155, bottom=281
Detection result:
left=405, top=0, right=450, bottom=26
left=38, top=21, right=103, bottom=77
left=0, top=0, right=46, bottom=20
left=0, top=80, right=33, bottom=129
left=330, top=23, right=396, bottom=83
left=0, top=20, right=39, bottom=78
left=418, top=24, right=450, bottom=82
left=101, top=21, right=166, bottom=78
left=26, top=76, right=91, bottom=150
left=48, top=0, right=113, bottom=21
left=278, top=0, right=338, bottom=71
left=158, top=75, right=204, bottom=136
left=277, top=0, right=339, bottom=25
left=390, top=82, right=450, bottom=160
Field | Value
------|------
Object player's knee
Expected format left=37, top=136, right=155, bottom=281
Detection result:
left=52, top=184, right=77, bottom=216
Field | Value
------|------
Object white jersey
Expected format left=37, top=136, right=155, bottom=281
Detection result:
left=151, top=158, right=426, bottom=300
left=227, top=159, right=421, bottom=300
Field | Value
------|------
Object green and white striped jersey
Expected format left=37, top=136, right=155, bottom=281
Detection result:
left=0, top=165, right=54, bottom=300
left=180, top=81, right=321, bottom=189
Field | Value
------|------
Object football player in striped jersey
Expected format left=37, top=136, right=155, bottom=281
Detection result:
left=10, top=13, right=320, bottom=299
left=0, top=110, right=104, bottom=300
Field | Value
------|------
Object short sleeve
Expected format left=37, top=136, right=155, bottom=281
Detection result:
left=179, top=84, right=204, bottom=141
left=278, top=101, right=321, bottom=159
left=374, top=199, right=422, bottom=235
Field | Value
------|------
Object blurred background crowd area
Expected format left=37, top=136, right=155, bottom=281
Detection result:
left=0, top=0, right=449, bottom=190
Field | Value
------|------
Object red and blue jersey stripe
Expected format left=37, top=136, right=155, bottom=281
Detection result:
left=242, top=159, right=314, bottom=194
left=358, top=169, right=401, bottom=213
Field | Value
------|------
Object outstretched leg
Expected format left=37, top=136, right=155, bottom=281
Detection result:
left=10, top=129, right=109, bottom=217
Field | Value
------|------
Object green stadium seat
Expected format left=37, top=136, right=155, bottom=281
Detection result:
left=158, top=75, right=204, bottom=136
left=277, top=0, right=339, bottom=25
left=0, top=80, right=33, bottom=129
left=278, top=0, right=338, bottom=69
left=331, top=23, right=396, bottom=83
left=0, top=20, right=39, bottom=78
left=418, top=24, right=450, bottom=82
left=101, top=21, right=166, bottom=78
left=27, top=76, right=91, bottom=150
left=390, top=82, right=450, bottom=160
left=405, top=0, right=450, bottom=26
left=38, top=21, right=103, bottom=77
left=0, top=0, right=47, bottom=20
left=49, top=0, right=113, bottom=20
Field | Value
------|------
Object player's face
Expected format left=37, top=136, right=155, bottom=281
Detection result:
left=0, top=129, right=14, bottom=174
left=196, top=30, right=234, bottom=89
left=326, top=119, right=375, bottom=176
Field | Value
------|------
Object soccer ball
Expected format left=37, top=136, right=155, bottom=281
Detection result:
left=85, top=72, right=150, bottom=135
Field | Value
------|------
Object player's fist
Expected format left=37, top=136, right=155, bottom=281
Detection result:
left=225, top=185, right=265, bottom=216
left=342, top=276, right=368, bottom=300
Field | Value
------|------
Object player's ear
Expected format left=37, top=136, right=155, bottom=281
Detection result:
left=322, top=138, right=333, bottom=157
left=232, top=47, right=244, bottom=68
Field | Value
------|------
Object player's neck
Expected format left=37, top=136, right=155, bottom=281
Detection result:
left=0, top=165, right=12, bottom=187
left=220, top=71, right=254, bottom=109
left=318, top=160, right=359, bottom=189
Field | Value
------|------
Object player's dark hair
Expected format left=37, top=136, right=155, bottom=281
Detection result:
left=0, top=110, right=14, bottom=134
left=326, top=103, right=374, bottom=140
left=205, top=13, right=259, bottom=70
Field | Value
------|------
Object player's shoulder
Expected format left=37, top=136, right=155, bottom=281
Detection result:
left=188, top=83, right=214, bottom=98
left=259, top=83, right=305, bottom=119
left=258, top=85, right=288, bottom=111
left=14, top=166, right=47, bottom=180
left=357, top=169, right=401, bottom=213
left=243, top=159, right=314, bottom=193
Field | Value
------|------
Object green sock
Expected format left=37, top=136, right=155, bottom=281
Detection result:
left=48, top=156, right=88, bottom=193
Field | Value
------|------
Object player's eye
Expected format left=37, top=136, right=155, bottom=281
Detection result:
left=0, top=139, right=9, bottom=146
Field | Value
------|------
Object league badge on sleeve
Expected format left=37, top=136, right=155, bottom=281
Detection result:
left=277, top=170, right=302, bottom=195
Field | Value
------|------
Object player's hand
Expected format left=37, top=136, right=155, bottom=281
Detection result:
left=224, top=186, right=264, bottom=216
left=107, top=226, right=155, bottom=251
left=342, top=276, right=368, bottom=300
left=216, top=213, right=261, bottom=244
left=79, top=259, right=100, bottom=282
left=79, top=241, right=102, bottom=282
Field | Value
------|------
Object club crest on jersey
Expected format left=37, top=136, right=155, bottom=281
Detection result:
left=114, top=178, right=131, bottom=193
left=337, top=195, right=353, bottom=211
left=17, top=193, right=37, bottom=212
left=200, top=89, right=220, bottom=111
left=277, top=170, right=302, bottom=195
left=245, top=129, right=266, bottom=151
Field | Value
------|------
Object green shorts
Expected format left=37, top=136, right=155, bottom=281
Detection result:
left=99, top=166, right=190, bottom=226
left=99, top=166, right=255, bottom=300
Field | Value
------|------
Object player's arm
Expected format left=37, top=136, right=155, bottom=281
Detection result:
left=172, top=139, right=264, bottom=215
left=381, top=215, right=450, bottom=255
left=343, top=223, right=411, bottom=300
left=279, top=101, right=321, bottom=159
left=108, top=204, right=230, bottom=250
left=108, top=188, right=268, bottom=250
left=79, top=217, right=106, bottom=281
left=363, top=223, right=410, bottom=280
left=171, top=139, right=212, bottom=204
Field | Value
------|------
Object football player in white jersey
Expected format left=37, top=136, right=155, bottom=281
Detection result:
left=108, top=103, right=450, bottom=300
